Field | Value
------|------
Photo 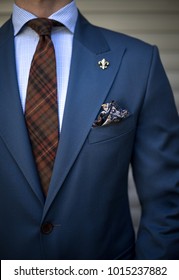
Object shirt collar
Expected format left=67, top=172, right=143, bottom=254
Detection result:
left=12, top=0, right=78, bottom=36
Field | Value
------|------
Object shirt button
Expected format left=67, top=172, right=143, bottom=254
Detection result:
left=41, top=222, right=54, bottom=234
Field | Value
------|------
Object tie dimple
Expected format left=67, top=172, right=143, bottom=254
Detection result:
left=27, top=18, right=61, bottom=36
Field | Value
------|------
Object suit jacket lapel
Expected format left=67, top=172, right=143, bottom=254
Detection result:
left=0, top=20, right=44, bottom=204
left=43, top=14, right=126, bottom=216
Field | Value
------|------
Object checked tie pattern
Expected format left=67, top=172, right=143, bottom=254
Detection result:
left=25, top=18, right=61, bottom=196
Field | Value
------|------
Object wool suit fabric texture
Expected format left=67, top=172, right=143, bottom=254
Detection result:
left=0, top=11, right=179, bottom=260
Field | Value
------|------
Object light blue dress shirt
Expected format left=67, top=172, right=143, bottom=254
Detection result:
left=12, top=1, right=78, bottom=130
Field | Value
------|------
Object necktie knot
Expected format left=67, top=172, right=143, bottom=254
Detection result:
left=27, top=18, right=61, bottom=36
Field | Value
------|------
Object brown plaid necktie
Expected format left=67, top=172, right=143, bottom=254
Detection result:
left=25, top=18, right=60, bottom=196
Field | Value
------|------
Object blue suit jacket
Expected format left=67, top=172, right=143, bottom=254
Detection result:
left=0, top=13, right=179, bottom=260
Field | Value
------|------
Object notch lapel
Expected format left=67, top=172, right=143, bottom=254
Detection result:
left=43, top=14, right=126, bottom=216
left=0, top=20, right=44, bottom=204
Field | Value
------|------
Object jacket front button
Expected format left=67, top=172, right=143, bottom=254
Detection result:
left=41, top=222, right=54, bottom=234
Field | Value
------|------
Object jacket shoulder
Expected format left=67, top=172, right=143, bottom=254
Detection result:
left=76, top=13, right=154, bottom=56
left=97, top=25, right=153, bottom=52
left=0, top=18, right=13, bottom=45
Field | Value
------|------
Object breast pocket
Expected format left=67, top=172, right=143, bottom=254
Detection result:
left=88, top=115, right=135, bottom=144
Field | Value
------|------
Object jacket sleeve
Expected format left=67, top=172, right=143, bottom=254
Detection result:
left=132, top=46, right=179, bottom=259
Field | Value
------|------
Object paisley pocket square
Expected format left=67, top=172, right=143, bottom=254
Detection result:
left=93, top=101, right=129, bottom=127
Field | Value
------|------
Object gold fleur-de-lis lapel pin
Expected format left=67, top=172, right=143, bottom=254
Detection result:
left=98, top=58, right=110, bottom=70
